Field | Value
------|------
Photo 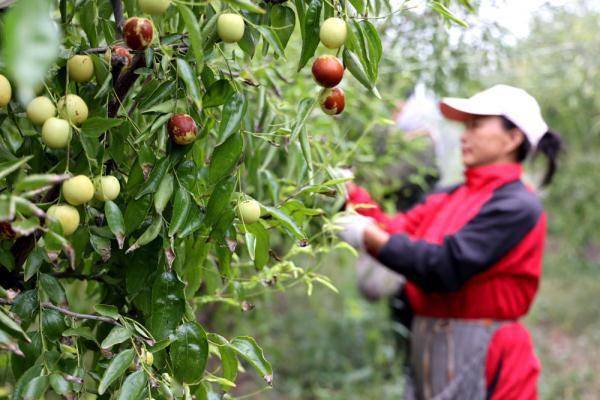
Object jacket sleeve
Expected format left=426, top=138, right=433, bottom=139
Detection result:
left=376, top=190, right=543, bottom=292
left=347, top=184, right=446, bottom=235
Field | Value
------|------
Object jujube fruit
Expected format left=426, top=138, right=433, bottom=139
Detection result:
left=168, top=114, right=197, bottom=145
left=123, top=17, right=154, bottom=50
left=105, top=45, right=133, bottom=68
left=0, top=74, right=11, bottom=107
left=58, top=94, right=88, bottom=125
left=312, top=55, right=344, bottom=88
left=217, top=13, right=245, bottom=43
left=94, top=176, right=121, bottom=201
left=27, top=96, right=56, bottom=125
left=47, top=205, right=80, bottom=236
left=319, top=18, right=347, bottom=49
left=319, top=87, right=345, bottom=115
left=62, top=175, right=95, bottom=206
left=42, top=118, right=71, bottom=149
left=138, top=0, right=171, bottom=15
left=67, top=55, right=94, bottom=83
left=236, top=199, right=261, bottom=225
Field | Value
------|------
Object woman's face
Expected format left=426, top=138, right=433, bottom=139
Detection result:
left=461, top=116, right=524, bottom=167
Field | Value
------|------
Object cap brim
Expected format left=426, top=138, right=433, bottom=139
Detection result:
left=439, top=97, right=501, bottom=122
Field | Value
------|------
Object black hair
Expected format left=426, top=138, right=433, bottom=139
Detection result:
left=500, top=116, right=563, bottom=187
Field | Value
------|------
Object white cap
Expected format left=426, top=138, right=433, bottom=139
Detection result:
left=439, top=84, right=548, bottom=147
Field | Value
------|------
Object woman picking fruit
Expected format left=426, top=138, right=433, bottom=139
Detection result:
left=336, top=85, right=563, bottom=399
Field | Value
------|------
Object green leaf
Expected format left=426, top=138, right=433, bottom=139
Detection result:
left=95, top=304, right=121, bottom=319
left=23, top=247, right=45, bottom=281
left=62, top=326, right=97, bottom=343
left=105, top=201, right=126, bottom=249
left=246, top=223, right=269, bottom=270
left=342, top=48, right=380, bottom=97
left=297, top=0, right=322, bottom=71
left=41, top=308, right=67, bottom=340
left=203, top=177, right=235, bottom=230
left=126, top=214, right=163, bottom=253
left=98, top=348, right=135, bottom=395
left=230, top=336, right=273, bottom=384
left=39, top=273, right=67, bottom=305
left=430, top=0, right=469, bottom=27
left=178, top=4, right=204, bottom=71
left=218, top=92, right=247, bottom=144
left=290, top=97, right=316, bottom=142
left=22, top=374, right=49, bottom=400
left=149, top=271, right=185, bottom=340
left=271, top=5, right=296, bottom=50
left=208, top=133, right=243, bottom=185
left=170, top=322, right=209, bottom=384
left=49, top=373, right=72, bottom=396
left=101, top=326, right=132, bottom=349
left=203, top=80, right=234, bottom=108
left=222, top=0, right=265, bottom=14
left=11, top=290, right=38, bottom=326
left=90, top=233, right=111, bottom=261
left=0, top=156, right=32, bottom=181
left=0, top=309, right=30, bottom=343
left=2, top=0, right=60, bottom=104
left=124, top=194, right=152, bottom=235
left=154, top=173, right=174, bottom=215
left=81, top=117, right=124, bottom=135
left=11, top=217, right=39, bottom=237
left=11, top=364, right=42, bottom=400
left=176, top=58, right=202, bottom=110
left=168, top=186, right=191, bottom=237
left=14, top=173, right=70, bottom=193
left=117, top=370, right=147, bottom=400
left=255, top=25, right=286, bottom=59
left=262, top=205, right=307, bottom=242
left=348, top=0, right=365, bottom=14
left=362, top=20, right=382, bottom=81
left=135, top=157, right=170, bottom=200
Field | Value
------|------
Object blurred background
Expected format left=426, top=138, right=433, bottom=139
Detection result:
left=209, top=0, right=600, bottom=399
left=1, top=0, right=597, bottom=399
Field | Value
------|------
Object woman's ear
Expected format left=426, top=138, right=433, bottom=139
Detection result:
left=507, top=129, right=526, bottom=155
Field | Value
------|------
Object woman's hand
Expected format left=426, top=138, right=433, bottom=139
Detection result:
left=363, top=223, right=391, bottom=257
left=334, top=214, right=390, bottom=256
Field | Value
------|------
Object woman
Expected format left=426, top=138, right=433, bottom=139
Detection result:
left=337, top=84, right=563, bottom=399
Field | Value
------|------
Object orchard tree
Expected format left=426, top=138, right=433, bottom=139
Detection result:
left=0, top=0, right=472, bottom=397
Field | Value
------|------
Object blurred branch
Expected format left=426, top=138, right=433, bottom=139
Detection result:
left=108, top=53, right=146, bottom=117
left=111, top=0, right=124, bottom=37
left=0, top=298, right=118, bottom=325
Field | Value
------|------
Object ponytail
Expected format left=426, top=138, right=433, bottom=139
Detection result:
left=533, top=130, right=563, bottom=187
left=502, top=116, right=564, bottom=187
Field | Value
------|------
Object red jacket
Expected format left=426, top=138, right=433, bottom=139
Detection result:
left=348, top=163, right=544, bottom=399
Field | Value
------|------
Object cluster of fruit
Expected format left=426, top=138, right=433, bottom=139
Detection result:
left=0, top=0, right=273, bottom=237
left=312, top=17, right=347, bottom=115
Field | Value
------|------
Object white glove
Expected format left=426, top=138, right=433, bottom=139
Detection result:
left=333, top=214, right=374, bottom=251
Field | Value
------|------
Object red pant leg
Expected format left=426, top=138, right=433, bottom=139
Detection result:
left=485, top=322, right=541, bottom=400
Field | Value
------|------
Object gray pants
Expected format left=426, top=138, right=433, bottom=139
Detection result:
left=404, top=317, right=504, bottom=400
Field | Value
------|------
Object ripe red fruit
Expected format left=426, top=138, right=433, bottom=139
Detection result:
left=107, top=45, right=133, bottom=68
left=168, top=114, right=198, bottom=145
left=123, top=17, right=154, bottom=50
left=311, top=55, right=344, bottom=88
left=319, top=87, right=345, bottom=115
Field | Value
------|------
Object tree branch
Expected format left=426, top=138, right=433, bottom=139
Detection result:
left=43, top=302, right=119, bottom=325
left=111, top=0, right=125, bottom=37
left=108, top=54, right=146, bottom=118
left=0, top=298, right=118, bottom=325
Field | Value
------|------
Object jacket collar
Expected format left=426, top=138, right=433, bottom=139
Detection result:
left=464, top=163, right=522, bottom=190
